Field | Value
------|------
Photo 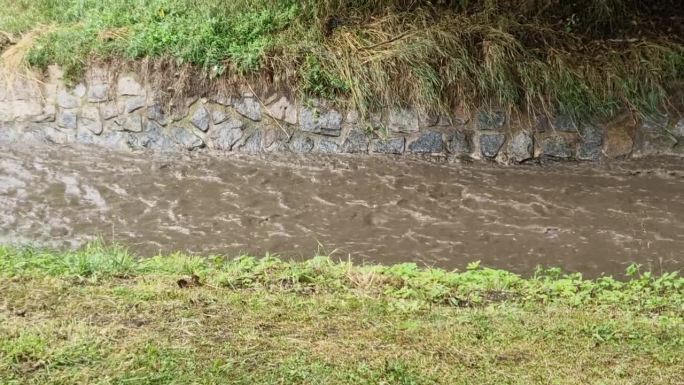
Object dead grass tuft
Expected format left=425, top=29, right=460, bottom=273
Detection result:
left=0, top=26, right=52, bottom=93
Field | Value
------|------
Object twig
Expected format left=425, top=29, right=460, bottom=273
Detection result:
left=605, top=38, right=640, bottom=43
left=357, top=31, right=413, bottom=52
left=246, top=82, right=292, bottom=140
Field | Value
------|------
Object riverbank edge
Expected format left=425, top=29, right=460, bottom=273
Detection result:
left=1, top=65, right=683, bottom=164
left=1, top=243, right=683, bottom=383
left=2, top=243, right=682, bottom=310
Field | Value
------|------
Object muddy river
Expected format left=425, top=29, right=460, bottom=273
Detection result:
left=1, top=143, right=683, bottom=276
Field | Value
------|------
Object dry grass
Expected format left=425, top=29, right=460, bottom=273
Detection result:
left=0, top=26, right=53, bottom=96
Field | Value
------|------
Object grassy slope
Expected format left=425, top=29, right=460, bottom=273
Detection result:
left=0, top=0, right=682, bottom=120
left=0, top=244, right=683, bottom=384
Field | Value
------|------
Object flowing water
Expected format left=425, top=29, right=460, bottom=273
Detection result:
left=1, top=143, right=683, bottom=276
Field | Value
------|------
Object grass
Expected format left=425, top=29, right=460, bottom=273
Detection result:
left=0, top=243, right=683, bottom=384
left=0, top=0, right=682, bottom=121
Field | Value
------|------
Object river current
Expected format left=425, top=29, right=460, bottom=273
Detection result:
left=1, top=143, right=683, bottom=276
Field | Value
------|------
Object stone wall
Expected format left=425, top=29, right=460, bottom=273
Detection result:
left=1, top=66, right=683, bottom=162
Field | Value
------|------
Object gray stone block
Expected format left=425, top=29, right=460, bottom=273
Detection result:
left=12, top=100, right=44, bottom=122
left=210, top=108, right=229, bottom=125
left=342, top=130, right=369, bottom=153
left=147, top=103, right=169, bottom=126
left=535, top=115, right=550, bottom=133
left=101, top=102, right=119, bottom=120
left=130, top=121, right=171, bottom=151
left=87, top=83, right=110, bottom=102
left=633, top=128, right=677, bottom=157
left=168, top=126, right=204, bottom=151
left=57, top=89, right=80, bottom=109
left=79, top=105, right=102, bottom=135
left=117, top=75, right=145, bottom=96
left=124, top=96, right=147, bottom=113
left=209, top=124, right=243, bottom=151
left=242, top=130, right=263, bottom=153
left=577, top=124, right=603, bottom=161
left=641, top=114, right=669, bottom=132
left=507, top=131, right=533, bottom=162
left=234, top=97, right=261, bottom=121
left=541, top=136, right=574, bottom=158
left=57, top=109, right=77, bottom=129
left=289, top=136, right=314, bottom=153
left=31, top=104, right=57, bottom=123
left=300, top=106, right=342, bottom=136
left=317, top=139, right=340, bottom=153
left=480, top=133, right=505, bottom=158
left=261, top=128, right=289, bottom=151
left=409, top=131, right=443, bottom=153
left=266, top=96, right=297, bottom=124
left=43, top=125, right=74, bottom=144
left=371, top=137, right=405, bottom=154
left=96, top=131, right=133, bottom=150
left=211, top=93, right=232, bottom=106
left=113, top=114, right=143, bottom=133
left=447, top=130, right=471, bottom=156
left=388, top=108, right=419, bottom=133
left=74, top=129, right=97, bottom=145
left=191, top=106, right=210, bottom=131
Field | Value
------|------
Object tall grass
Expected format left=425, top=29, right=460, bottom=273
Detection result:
left=0, top=0, right=682, bottom=119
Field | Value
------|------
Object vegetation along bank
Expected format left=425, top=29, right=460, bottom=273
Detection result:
left=0, top=244, right=683, bottom=384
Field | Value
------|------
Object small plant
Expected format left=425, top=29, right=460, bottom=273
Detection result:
left=466, top=260, right=481, bottom=271
left=300, top=54, right=350, bottom=100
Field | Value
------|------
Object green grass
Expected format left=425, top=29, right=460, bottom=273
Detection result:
left=0, top=243, right=683, bottom=384
left=0, top=0, right=682, bottom=121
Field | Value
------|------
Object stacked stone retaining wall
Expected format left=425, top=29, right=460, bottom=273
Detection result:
left=1, top=66, right=683, bottom=162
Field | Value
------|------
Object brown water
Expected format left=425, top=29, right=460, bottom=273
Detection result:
left=1, top=143, right=683, bottom=276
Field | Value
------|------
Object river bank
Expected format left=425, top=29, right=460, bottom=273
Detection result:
left=1, top=244, right=682, bottom=384
left=2, top=2, right=683, bottom=163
